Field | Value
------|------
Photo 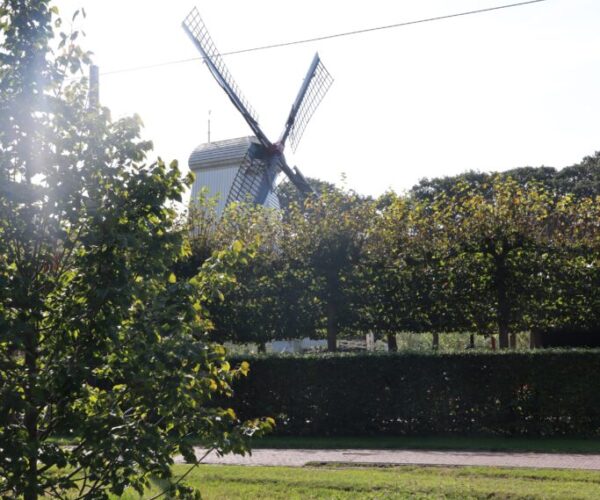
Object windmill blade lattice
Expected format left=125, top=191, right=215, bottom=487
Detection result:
left=286, top=56, right=333, bottom=152
left=183, top=6, right=333, bottom=209
left=182, top=7, right=270, bottom=147
left=226, top=151, right=265, bottom=206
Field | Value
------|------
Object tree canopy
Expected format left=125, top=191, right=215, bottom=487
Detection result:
left=186, top=169, right=599, bottom=352
left=0, top=3, right=271, bottom=498
left=410, top=152, right=600, bottom=202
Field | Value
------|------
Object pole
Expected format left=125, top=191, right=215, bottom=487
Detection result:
left=89, top=64, right=99, bottom=110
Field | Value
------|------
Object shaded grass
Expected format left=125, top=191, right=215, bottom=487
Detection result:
left=248, top=435, right=600, bottom=454
left=51, top=434, right=600, bottom=454
left=113, top=464, right=600, bottom=499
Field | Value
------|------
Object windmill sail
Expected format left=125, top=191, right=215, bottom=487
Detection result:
left=279, top=53, right=333, bottom=152
left=225, top=145, right=279, bottom=206
left=183, top=7, right=333, bottom=212
left=182, top=7, right=271, bottom=147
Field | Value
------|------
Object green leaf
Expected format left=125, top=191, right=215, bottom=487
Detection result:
left=232, top=240, right=243, bottom=253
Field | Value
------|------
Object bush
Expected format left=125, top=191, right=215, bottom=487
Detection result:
left=229, top=351, right=600, bottom=437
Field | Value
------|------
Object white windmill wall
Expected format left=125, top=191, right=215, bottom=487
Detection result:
left=188, top=136, right=255, bottom=216
left=190, top=164, right=238, bottom=216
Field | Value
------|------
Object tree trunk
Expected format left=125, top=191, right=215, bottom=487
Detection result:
left=432, top=332, right=439, bottom=350
left=509, top=332, right=517, bottom=349
left=469, top=333, right=475, bottom=349
left=257, top=342, right=266, bottom=353
left=22, top=58, right=39, bottom=500
left=494, top=250, right=510, bottom=349
left=498, top=331, right=509, bottom=349
left=386, top=333, right=398, bottom=352
left=326, top=301, right=337, bottom=352
left=529, top=331, right=542, bottom=349
left=24, top=328, right=38, bottom=500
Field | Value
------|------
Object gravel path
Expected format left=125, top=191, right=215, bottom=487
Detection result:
left=176, top=448, right=600, bottom=470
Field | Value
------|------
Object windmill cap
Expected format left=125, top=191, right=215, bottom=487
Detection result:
left=188, top=136, right=260, bottom=171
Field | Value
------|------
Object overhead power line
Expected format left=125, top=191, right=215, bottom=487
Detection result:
left=101, top=0, right=548, bottom=77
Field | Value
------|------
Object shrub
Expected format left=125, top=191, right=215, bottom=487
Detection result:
left=229, top=351, right=600, bottom=437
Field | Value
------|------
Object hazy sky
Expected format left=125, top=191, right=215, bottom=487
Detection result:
left=55, top=0, right=600, bottom=197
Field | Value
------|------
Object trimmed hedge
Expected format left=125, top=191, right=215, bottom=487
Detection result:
left=228, top=351, right=600, bottom=437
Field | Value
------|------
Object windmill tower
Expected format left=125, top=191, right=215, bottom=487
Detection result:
left=182, top=7, right=333, bottom=215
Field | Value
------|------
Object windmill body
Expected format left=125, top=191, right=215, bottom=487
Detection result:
left=189, top=136, right=280, bottom=216
left=182, top=7, right=333, bottom=215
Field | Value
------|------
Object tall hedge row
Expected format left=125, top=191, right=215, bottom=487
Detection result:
left=229, top=351, right=600, bottom=437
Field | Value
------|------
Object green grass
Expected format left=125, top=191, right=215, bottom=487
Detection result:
left=248, top=435, right=600, bottom=454
left=112, top=464, right=600, bottom=499
left=224, top=331, right=534, bottom=354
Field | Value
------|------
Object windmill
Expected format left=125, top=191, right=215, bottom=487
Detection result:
left=182, top=7, right=333, bottom=215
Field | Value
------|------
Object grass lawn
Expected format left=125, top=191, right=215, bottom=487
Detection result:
left=112, top=464, right=600, bottom=499
left=249, top=435, right=600, bottom=454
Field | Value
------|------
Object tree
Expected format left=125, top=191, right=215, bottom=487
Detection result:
left=410, top=151, right=600, bottom=203
left=276, top=176, right=339, bottom=213
left=555, top=151, right=600, bottom=198
left=174, top=187, right=220, bottom=279
left=181, top=188, right=335, bottom=351
left=0, top=3, right=272, bottom=498
left=359, top=191, right=493, bottom=350
left=357, top=193, right=429, bottom=350
left=526, top=192, right=600, bottom=339
left=206, top=201, right=285, bottom=350
left=429, top=176, right=595, bottom=348
left=281, top=190, right=375, bottom=351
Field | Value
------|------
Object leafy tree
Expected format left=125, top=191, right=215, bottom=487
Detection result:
left=0, top=3, right=271, bottom=498
left=276, top=176, right=339, bottom=213
left=410, top=152, right=600, bottom=202
left=360, top=192, right=492, bottom=350
left=528, top=192, right=600, bottom=337
left=410, top=170, right=493, bottom=203
left=174, top=187, right=220, bottom=279
left=429, top=176, right=595, bottom=348
left=555, top=151, right=600, bottom=198
left=282, top=190, right=376, bottom=351
left=357, top=194, right=428, bottom=350
left=182, top=191, right=319, bottom=349
left=206, top=202, right=285, bottom=350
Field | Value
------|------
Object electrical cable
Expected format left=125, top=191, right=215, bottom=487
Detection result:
left=99, top=0, right=548, bottom=77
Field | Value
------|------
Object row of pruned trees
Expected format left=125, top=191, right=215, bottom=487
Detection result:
left=183, top=170, right=600, bottom=351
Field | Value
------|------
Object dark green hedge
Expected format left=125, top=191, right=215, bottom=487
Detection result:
left=228, top=351, right=600, bottom=437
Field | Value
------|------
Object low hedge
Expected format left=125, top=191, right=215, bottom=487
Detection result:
left=228, top=351, right=600, bottom=437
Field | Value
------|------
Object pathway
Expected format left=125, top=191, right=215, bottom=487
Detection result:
left=175, top=448, right=600, bottom=470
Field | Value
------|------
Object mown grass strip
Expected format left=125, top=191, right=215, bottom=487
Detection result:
left=109, top=464, right=600, bottom=499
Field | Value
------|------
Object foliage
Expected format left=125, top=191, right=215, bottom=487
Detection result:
left=275, top=176, right=339, bottom=213
left=280, top=190, right=377, bottom=350
left=0, top=2, right=272, bottom=498
left=184, top=188, right=378, bottom=350
left=174, top=187, right=220, bottom=278
left=228, top=351, right=600, bottom=437
left=410, top=152, right=600, bottom=202
left=555, top=151, right=600, bottom=198
left=420, top=176, right=599, bottom=347
left=355, top=194, right=430, bottom=349
left=184, top=173, right=598, bottom=351
left=207, top=201, right=286, bottom=346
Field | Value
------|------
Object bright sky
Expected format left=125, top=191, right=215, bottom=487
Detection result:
left=55, top=0, right=600, bottom=197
